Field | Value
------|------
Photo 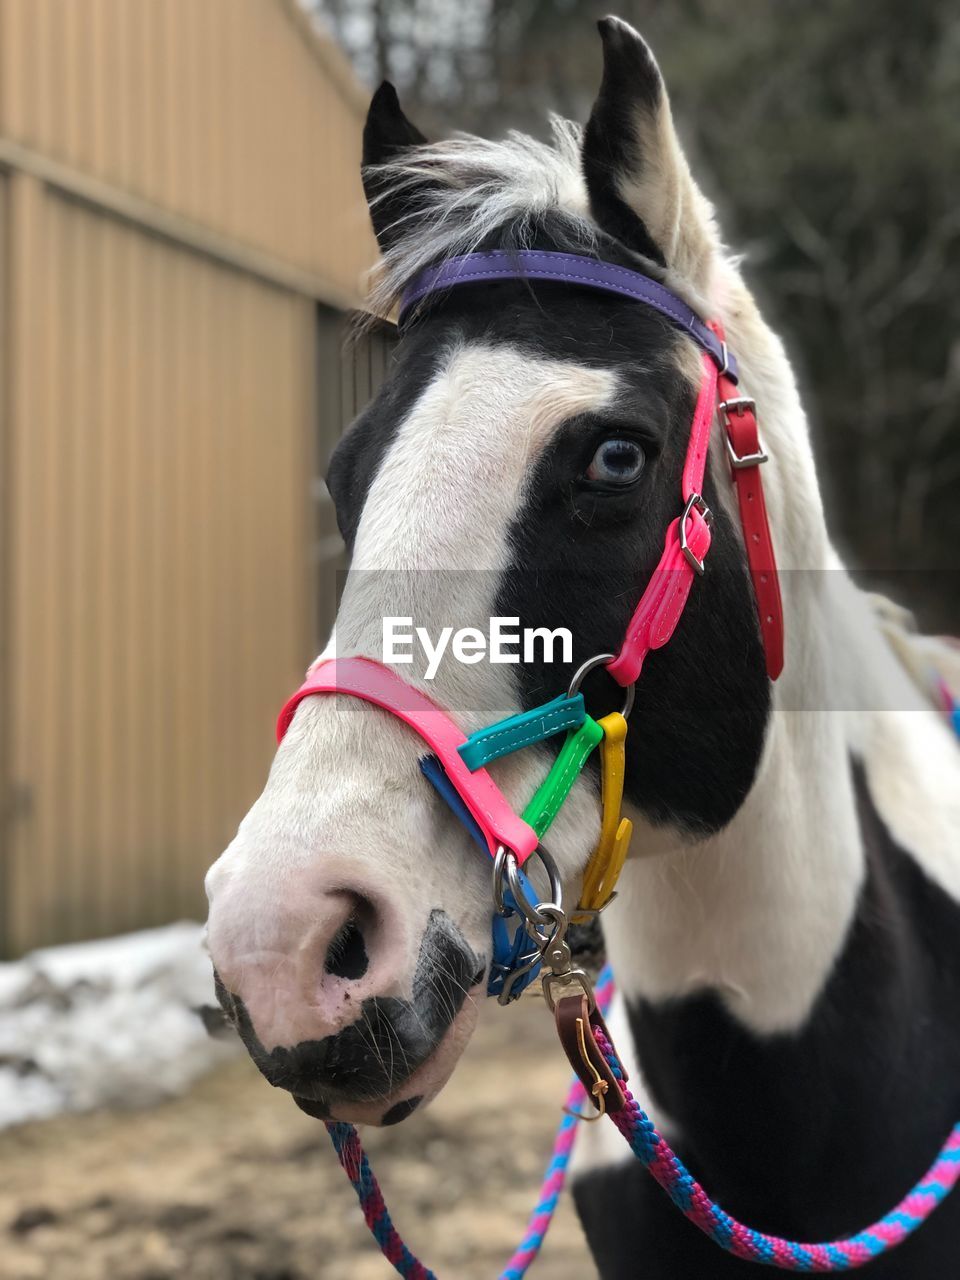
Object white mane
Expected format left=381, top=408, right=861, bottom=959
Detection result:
left=364, top=116, right=601, bottom=316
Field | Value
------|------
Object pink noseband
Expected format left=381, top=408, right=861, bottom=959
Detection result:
left=277, top=656, right=540, bottom=866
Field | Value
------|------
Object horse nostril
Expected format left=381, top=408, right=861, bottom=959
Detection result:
left=324, top=916, right=369, bottom=981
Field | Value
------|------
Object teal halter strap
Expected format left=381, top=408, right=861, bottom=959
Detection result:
left=457, top=693, right=585, bottom=771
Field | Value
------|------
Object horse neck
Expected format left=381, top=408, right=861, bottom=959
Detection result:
left=605, top=272, right=948, bottom=1037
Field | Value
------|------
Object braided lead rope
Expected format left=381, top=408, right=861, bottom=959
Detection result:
left=497, top=1088, right=585, bottom=1280
left=327, top=974, right=616, bottom=1280
left=328, top=963, right=960, bottom=1276
left=497, top=966, right=616, bottom=1278
left=326, top=1121, right=438, bottom=1280
left=591, top=1023, right=960, bottom=1270
left=326, top=1076, right=590, bottom=1280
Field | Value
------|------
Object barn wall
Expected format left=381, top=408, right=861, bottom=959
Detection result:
left=3, top=190, right=316, bottom=953
left=0, top=0, right=388, bottom=955
left=0, top=170, right=9, bottom=958
left=313, top=314, right=396, bottom=647
left=0, top=0, right=376, bottom=304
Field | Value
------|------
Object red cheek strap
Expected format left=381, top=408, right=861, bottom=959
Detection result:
left=608, top=338, right=784, bottom=687
left=711, top=320, right=784, bottom=680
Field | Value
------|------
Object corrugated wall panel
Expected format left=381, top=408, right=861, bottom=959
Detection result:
left=5, top=193, right=313, bottom=953
left=0, top=171, right=9, bottom=959
left=312, top=314, right=396, bottom=649
left=0, top=0, right=376, bottom=302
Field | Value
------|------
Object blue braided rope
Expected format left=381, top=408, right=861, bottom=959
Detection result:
left=327, top=1098, right=585, bottom=1280
left=327, top=1121, right=438, bottom=1279
left=328, top=963, right=960, bottom=1274
left=497, top=1101, right=584, bottom=1279
left=588, top=1015, right=960, bottom=1270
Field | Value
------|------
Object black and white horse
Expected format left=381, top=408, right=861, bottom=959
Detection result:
left=205, top=19, right=960, bottom=1276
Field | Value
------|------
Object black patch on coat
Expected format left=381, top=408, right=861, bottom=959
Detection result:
left=573, top=760, right=960, bottom=1278
left=215, top=908, right=482, bottom=1104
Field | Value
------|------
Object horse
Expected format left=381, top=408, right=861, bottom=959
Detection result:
left=204, top=17, right=960, bottom=1277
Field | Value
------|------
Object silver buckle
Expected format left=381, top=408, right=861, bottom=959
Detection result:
left=718, top=395, right=756, bottom=415
left=725, top=434, right=769, bottom=470
left=536, top=905, right=597, bottom=1015
left=679, top=493, right=711, bottom=576
left=718, top=397, right=768, bottom=469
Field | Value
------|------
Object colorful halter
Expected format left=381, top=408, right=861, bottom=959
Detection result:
left=400, top=250, right=782, bottom=681
left=279, top=249, right=783, bottom=998
left=272, top=253, right=957, bottom=1272
left=398, top=248, right=737, bottom=380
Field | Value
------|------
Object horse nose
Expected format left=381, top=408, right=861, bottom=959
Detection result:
left=205, top=868, right=392, bottom=1057
left=215, top=980, right=405, bottom=1102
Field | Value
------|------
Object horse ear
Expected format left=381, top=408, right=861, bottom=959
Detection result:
left=362, top=82, right=430, bottom=253
left=582, top=18, right=715, bottom=289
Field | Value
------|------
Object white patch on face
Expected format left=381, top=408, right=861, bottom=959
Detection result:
left=329, top=340, right=620, bottom=879
left=205, top=343, right=616, bottom=1101
left=349, top=342, right=616, bottom=572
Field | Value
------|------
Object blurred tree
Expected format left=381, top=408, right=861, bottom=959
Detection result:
left=313, top=0, right=959, bottom=628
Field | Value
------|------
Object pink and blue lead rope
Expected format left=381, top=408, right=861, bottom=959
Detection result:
left=326, top=972, right=615, bottom=1280
left=326, top=963, right=960, bottom=1276
left=326, top=1122, right=438, bottom=1280
left=591, top=1021, right=960, bottom=1271
left=327, top=1106, right=583, bottom=1280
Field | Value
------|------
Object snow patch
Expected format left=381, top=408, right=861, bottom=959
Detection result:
left=0, top=922, right=237, bottom=1129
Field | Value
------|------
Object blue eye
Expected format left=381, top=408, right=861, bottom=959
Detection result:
left=585, top=438, right=646, bottom=485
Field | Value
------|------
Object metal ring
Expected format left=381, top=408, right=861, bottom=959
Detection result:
left=507, top=845, right=562, bottom=928
left=492, top=845, right=512, bottom=917
left=567, top=653, right=636, bottom=720
left=492, top=844, right=562, bottom=930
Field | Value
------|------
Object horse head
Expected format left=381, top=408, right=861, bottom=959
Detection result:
left=204, top=17, right=820, bottom=1126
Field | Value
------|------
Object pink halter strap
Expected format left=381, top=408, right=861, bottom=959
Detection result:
left=276, top=656, right=540, bottom=866
left=607, top=353, right=717, bottom=686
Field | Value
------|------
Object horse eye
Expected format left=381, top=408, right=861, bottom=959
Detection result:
left=585, top=438, right=646, bottom=485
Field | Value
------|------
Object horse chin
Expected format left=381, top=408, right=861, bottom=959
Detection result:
left=298, top=985, right=483, bottom=1128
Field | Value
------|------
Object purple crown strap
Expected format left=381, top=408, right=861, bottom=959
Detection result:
left=398, top=250, right=737, bottom=382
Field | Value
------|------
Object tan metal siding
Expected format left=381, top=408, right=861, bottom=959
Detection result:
left=0, top=170, right=9, bottom=958
left=0, top=0, right=376, bottom=303
left=5, top=192, right=314, bottom=953
left=313, top=314, right=396, bottom=650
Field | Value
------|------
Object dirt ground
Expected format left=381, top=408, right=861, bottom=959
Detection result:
left=0, top=999, right=597, bottom=1280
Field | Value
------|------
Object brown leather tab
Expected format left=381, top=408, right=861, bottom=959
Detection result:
left=555, top=993, right=627, bottom=1114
